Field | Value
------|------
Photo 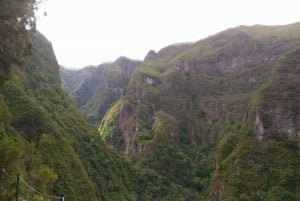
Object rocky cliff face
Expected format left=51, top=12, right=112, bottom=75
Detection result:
left=98, top=23, right=300, bottom=200
left=253, top=49, right=300, bottom=139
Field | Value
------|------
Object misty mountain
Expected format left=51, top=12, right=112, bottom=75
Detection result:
left=60, top=57, right=142, bottom=125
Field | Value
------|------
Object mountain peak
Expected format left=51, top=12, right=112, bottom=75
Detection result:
left=113, top=56, right=142, bottom=67
left=144, top=50, right=157, bottom=62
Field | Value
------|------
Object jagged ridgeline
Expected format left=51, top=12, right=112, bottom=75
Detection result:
left=63, top=23, right=300, bottom=200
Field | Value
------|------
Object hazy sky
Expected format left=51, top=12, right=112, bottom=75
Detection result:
left=37, top=0, right=300, bottom=69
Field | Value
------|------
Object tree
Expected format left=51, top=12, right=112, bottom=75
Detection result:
left=0, top=0, right=41, bottom=84
left=0, top=136, right=57, bottom=201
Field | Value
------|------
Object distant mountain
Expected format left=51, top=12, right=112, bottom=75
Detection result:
left=98, top=22, right=300, bottom=200
left=60, top=57, right=142, bottom=125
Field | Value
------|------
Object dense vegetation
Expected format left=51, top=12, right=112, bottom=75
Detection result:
left=2, top=2, right=300, bottom=199
left=0, top=1, right=57, bottom=200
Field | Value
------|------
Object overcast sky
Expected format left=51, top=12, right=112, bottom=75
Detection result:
left=37, top=0, right=300, bottom=69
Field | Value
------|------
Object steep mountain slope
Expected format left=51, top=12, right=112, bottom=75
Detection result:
left=60, top=57, right=142, bottom=125
left=98, top=22, right=300, bottom=200
left=0, top=32, right=139, bottom=201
